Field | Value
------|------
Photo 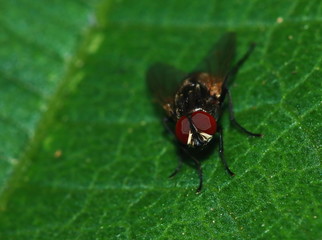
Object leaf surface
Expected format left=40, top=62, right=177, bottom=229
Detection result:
left=0, top=0, right=321, bottom=239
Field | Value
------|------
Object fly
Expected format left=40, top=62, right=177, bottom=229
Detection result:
left=146, top=33, right=262, bottom=192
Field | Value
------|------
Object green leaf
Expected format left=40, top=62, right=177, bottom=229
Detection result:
left=0, top=0, right=99, bottom=191
left=0, top=0, right=321, bottom=239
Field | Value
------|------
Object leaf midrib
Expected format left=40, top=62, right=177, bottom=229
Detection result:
left=0, top=4, right=105, bottom=209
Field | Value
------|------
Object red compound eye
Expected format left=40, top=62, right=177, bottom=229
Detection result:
left=191, top=111, right=216, bottom=135
left=175, top=111, right=217, bottom=144
left=175, top=115, right=190, bottom=144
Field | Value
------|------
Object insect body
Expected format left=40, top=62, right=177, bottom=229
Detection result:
left=147, top=33, right=262, bottom=192
left=173, top=73, right=221, bottom=147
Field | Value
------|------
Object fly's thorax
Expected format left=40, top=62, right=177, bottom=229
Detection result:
left=174, top=76, right=212, bottom=117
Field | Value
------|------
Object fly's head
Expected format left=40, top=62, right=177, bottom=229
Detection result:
left=175, top=110, right=217, bottom=148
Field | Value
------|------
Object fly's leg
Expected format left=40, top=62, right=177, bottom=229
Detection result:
left=218, top=125, right=235, bottom=176
left=222, top=42, right=262, bottom=137
left=168, top=157, right=183, bottom=178
left=222, top=43, right=256, bottom=90
left=193, top=157, right=203, bottom=193
left=230, top=43, right=256, bottom=78
left=163, top=117, right=174, bottom=135
left=163, top=117, right=184, bottom=178
left=180, top=147, right=203, bottom=193
left=164, top=117, right=203, bottom=192
left=227, top=89, right=262, bottom=137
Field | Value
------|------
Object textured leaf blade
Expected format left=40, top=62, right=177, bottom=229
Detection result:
left=0, top=0, right=321, bottom=239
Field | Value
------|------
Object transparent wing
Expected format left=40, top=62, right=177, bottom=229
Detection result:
left=146, top=62, right=186, bottom=107
left=194, top=32, right=236, bottom=85
left=146, top=33, right=236, bottom=108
